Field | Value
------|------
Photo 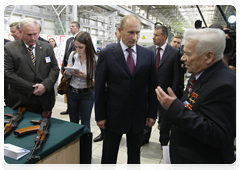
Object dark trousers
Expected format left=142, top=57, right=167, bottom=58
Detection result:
left=142, top=103, right=160, bottom=143
left=67, top=88, right=94, bottom=131
left=101, top=127, right=143, bottom=164
left=159, top=104, right=172, bottom=145
left=142, top=126, right=152, bottom=143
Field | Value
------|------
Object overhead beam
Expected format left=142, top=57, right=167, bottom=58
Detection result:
left=103, top=5, right=155, bottom=29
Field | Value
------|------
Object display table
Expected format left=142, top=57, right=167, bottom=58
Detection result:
left=4, top=106, right=92, bottom=164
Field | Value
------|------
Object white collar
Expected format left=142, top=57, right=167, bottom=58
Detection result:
left=24, top=42, right=36, bottom=48
left=156, top=42, right=167, bottom=51
left=120, top=40, right=137, bottom=53
left=195, top=71, right=204, bottom=80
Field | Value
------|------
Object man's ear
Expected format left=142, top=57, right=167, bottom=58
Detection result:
left=205, top=51, right=215, bottom=64
left=118, top=27, right=122, bottom=35
left=164, top=35, right=167, bottom=41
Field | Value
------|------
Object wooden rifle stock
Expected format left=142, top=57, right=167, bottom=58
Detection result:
left=4, top=106, right=27, bottom=137
left=14, top=125, right=40, bottom=136
left=4, top=114, right=14, bottom=118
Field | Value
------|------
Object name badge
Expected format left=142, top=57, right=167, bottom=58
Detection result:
left=45, top=56, right=51, bottom=63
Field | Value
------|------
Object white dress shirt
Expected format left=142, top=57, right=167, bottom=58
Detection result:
left=67, top=51, right=97, bottom=89
left=156, top=42, right=167, bottom=60
left=120, top=40, right=137, bottom=66
left=195, top=71, right=204, bottom=80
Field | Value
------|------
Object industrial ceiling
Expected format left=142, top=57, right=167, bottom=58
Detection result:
left=5, top=5, right=236, bottom=35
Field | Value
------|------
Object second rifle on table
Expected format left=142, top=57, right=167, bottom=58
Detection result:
left=14, top=110, right=52, bottom=163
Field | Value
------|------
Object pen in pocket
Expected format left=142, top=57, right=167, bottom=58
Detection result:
left=67, top=62, right=71, bottom=67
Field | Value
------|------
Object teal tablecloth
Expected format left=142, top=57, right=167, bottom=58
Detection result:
left=4, top=106, right=92, bottom=164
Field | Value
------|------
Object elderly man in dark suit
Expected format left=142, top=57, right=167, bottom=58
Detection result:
left=142, top=25, right=181, bottom=146
left=156, top=28, right=236, bottom=163
left=95, top=15, right=158, bottom=164
left=4, top=18, right=59, bottom=114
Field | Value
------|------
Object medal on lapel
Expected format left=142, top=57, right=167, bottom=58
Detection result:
left=183, top=101, right=193, bottom=110
left=190, top=92, right=198, bottom=104
left=183, top=87, right=199, bottom=110
left=187, top=88, right=193, bottom=98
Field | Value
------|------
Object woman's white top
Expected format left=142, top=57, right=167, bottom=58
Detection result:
left=67, top=51, right=97, bottom=89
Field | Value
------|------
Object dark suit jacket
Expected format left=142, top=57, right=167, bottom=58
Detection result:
left=61, top=37, right=76, bottom=72
left=4, top=39, right=11, bottom=45
left=4, top=39, right=11, bottom=105
left=4, top=39, right=60, bottom=113
left=147, top=44, right=181, bottom=94
left=166, top=60, right=236, bottom=163
left=95, top=42, right=158, bottom=134
left=38, top=36, right=49, bottom=43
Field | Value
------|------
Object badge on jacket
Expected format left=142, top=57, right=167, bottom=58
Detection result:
left=45, top=56, right=51, bottom=63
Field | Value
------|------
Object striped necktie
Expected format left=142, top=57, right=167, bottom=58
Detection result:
left=28, top=46, right=36, bottom=67
left=187, top=75, right=196, bottom=90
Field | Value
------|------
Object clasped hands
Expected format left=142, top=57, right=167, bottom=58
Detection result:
left=32, top=83, right=46, bottom=96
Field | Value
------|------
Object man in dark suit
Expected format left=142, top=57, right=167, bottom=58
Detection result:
left=156, top=28, right=236, bottom=163
left=95, top=15, right=158, bottom=164
left=61, top=21, right=80, bottom=74
left=142, top=26, right=181, bottom=146
left=170, top=35, right=186, bottom=99
left=93, top=26, right=121, bottom=143
left=4, top=18, right=59, bottom=114
left=60, top=21, right=80, bottom=115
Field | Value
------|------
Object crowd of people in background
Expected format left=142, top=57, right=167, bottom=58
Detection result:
left=4, top=14, right=236, bottom=164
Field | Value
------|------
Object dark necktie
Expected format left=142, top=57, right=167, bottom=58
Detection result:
left=188, top=75, right=196, bottom=90
left=126, top=48, right=135, bottom=75
left=156, top=47, right=161, bottom=74
left=68, top=37, right=74, bottom=50
left=28, top=46, right=36, bottom=67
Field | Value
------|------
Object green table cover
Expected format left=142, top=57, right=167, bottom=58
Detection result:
left=4, top=106, right=92, bottom=164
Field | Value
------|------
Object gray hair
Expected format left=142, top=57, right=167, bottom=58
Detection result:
left=19, top=18, right=38, bottom=31
left=183, top=28, right=225, bottom=60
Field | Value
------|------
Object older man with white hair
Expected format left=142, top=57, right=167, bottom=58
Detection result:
left=155, top=28, right=236, bottom=163
left=4, top=18, right=59, bottom=114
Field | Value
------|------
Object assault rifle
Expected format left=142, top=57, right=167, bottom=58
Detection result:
left=14, top=110, right=51, bottom=163
left=4, top=107, right=27, bottom=137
